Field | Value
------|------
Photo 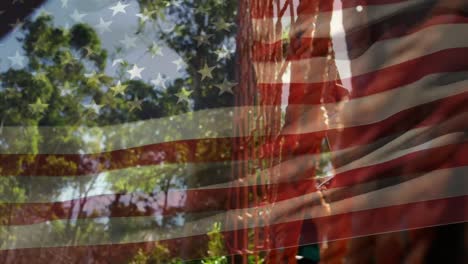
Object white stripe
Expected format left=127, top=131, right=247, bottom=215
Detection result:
left=209, top=124, right=467, bottom=188
left=252, top=0, right=428, bottom=44
left=1, top=166, right=466, bottom=250
left=2, top=120, right=465, bottom=203
left=332, top=132, right=466, bottom=175
left=1, top=70, right=465, bottom=155
left=255, top=24, right=468, bottom=83
left=281, top=71, right=467, bottom=134
left=0, top=161, right=235, bottom=203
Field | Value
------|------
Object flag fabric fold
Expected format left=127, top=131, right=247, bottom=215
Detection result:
left=0, top=0, right=467, bottom=263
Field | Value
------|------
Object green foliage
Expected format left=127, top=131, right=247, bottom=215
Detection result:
left=202, top=222, right=228, bottom=264
left=130, top=244, right=183, bottom=264
left=136, top=0, right=236, bottom=111
left=0, top=14, right=122, bottom=250
left=0, top=1, right=256, bottom=262
left=128, top=222, right=243, bottom=264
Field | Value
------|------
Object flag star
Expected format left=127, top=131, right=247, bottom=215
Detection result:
left=61, top=54, right=74, bottom=65
left=110, top=81, right=127, bottom=96
left=214, top=45, right=232, bottom=61
left=109, top=1, right=130, bottom=16
left=60, top=89, right=72, bottom=97
left=195, top=5, right=210, bottom=14
left=214, top=18, right=233, bottom=31
left=127, top=64, right=144, bottom=79
left=96, top=17, right=112, bottom=34
left=194, top=31, right=212, bottom=47
left=171, top=0, right=182, bottom=7
left=86, top=72, right=104, bottom=86
left=85, top=100, right=103, bottom=114
left=136, top=13, right=150, bottom=22
left=120, top=34, right=137, bottom=49
left=175, top=87, right=192, bottom=104
left=59, top=81, right=74, bottom=96
left=198, top=63, right=215, bottom=81
left=60, top=0, right=69, bottom=8
left=70, top=9, right=87, bottom=23
left=82, top=46, right=96, bottom=57
left=148, top=42, right=163, bottom=58
left=9, top=19, right=23, bottom=29
left=215, top=79, right=237, bottom=95
left=128, top=97, right=143, bottom=112
left=84, top=71, right=97, bottom=78
left=151, top=73, right=166, bottom=88
left=172, top=58, right=185, bottom=71
left=37, top=8, right=51, bottom=16
left=136, top=8, right=154, bottom=22
left=112, top=58, right=124, bottom=67
left=162, top=24, right=176, bottom=34
left=5, top=87, right=17, bottom=97
left=8, top=50, right=25, bottom=67
left=33, top=70, right=47, bottom=79
left=29, top=98, right=48, bottom=114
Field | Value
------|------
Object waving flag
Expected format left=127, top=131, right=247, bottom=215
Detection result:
left=246, top=0, right=468, bottom=263
left=0, top=0, right=467, bottom=263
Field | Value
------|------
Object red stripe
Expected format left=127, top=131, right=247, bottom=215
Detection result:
left=277, top=196, right=468, bottom=248
left=272, top=94, right=467, bottom=157
left=2, top=189, right=233, bottom=226
left=0, top=137, right=236, bottom=176
left=326, top=93, right=468, bottom=151
left=258, top=48, right=468, bottom=105
left=252, top=14, right=468, bottom=62
left=4, top=143, right=466, bottom=226
left=328, top=143, right=468, bottom=190
left=1, top=92, right=465, bottom=177
left=344, top=12, right=468, bottom=59
left=249, top=0, right=412, bottom=18
left=347, top=48, right=468, bottom=99
left=1, top=196, right=465, bottom=263
left=0, top=234, right=210, bottom=264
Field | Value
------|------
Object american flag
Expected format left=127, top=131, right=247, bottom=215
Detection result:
left=0, top=0, right=467, bottom=263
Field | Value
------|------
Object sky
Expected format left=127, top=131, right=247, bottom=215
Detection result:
left=1, top=0, right=351, bottom=96
left=0, top=0, right=185, bottom=86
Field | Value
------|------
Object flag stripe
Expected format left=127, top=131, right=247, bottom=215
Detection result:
left=2, top=0, right=467, bottom=260
left=1, top=92, right=465, bottom=180
left=260, top=48, right=468, bottom=105
left=3, top=124, right=464, bottom=203
left=3, top=140, right=467, bottom=226
left=2, top=119, right=464, bottom=202
left=252, top=14, right=468, bottom=62
left=261, top=197, right=467, bottom=251
left=0, top=196, right=468, bottom=264
left=1, top=196, right=465, bottom=264
left=1, top=71, right=465, bottom=156
left=281, top=82, right=467, bottom=135
left=251, top=0, right=462, bottom=46
left=1, top=166, right=466, bottom=250
left=255, top=24, right=468, bottom=83
left=249, top=0, right=418, bottom=18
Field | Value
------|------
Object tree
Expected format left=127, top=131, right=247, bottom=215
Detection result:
left=0, top=14, right=111, bottom=254
left=135, top=0, right=236, bottom=110
left=0, top=5, right=247, bottom=262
